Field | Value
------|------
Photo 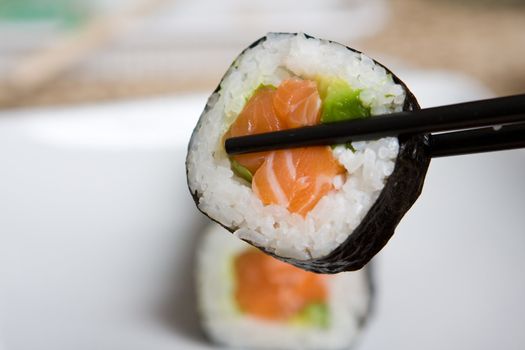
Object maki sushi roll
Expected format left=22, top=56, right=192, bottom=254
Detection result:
left=187, top=33, right=430, bottom=273
left=197, top=224, right=372, bottom=349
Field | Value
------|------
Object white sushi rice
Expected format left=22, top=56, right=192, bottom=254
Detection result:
left=187, top=33, right=405, bottom=260
left=197, top=224, right=371, bottom=350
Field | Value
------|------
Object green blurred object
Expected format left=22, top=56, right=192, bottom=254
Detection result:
left=291, top=303, right=330, bottom=329
left=0, top=0, right=89, bottom=27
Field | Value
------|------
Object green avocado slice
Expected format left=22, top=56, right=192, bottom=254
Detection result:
left=291, top=303, right=330, bottom=328
left=244, top=83, right=277, bottom=103
left=230, top=159, right=253, bottom=183
left=318, top=78, right=371, bottom=124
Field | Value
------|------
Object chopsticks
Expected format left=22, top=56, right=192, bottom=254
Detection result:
left=429, top=122, right=525, bottom=157
left=224, top=94, right=525, bottom=158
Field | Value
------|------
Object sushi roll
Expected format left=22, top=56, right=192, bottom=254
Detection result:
left=187, top=33, right=430, bottom=273
left=197, top=224, right=372, bottom=349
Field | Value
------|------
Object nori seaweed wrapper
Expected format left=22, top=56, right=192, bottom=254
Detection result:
left=187, top=33, right=431, bottom=274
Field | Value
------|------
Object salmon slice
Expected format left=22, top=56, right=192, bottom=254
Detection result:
left=227, top=79, right=343, bottom=216
left=234, top=248, right=326, bottom=320
left=273, top=78, right=322, bottom=128
left=225, top=86, right=285, bottom=174
left=252, top=147, right=344, bottom=217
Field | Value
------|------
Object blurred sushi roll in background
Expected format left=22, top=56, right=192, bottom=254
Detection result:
left=196, top=224, right=373, bottom=350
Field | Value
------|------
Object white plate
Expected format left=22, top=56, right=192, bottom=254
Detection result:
left=0, top=71, right=524, bottom=350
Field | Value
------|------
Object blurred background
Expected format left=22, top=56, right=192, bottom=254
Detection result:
left=0, top=0, right=524, bottom=107
left=0, top=1, right=524, bottom=350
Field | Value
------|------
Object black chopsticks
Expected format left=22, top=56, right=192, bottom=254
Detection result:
left=224, top=94, right=525, bottom=158
left=429, top=122, right=525, bottom=157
